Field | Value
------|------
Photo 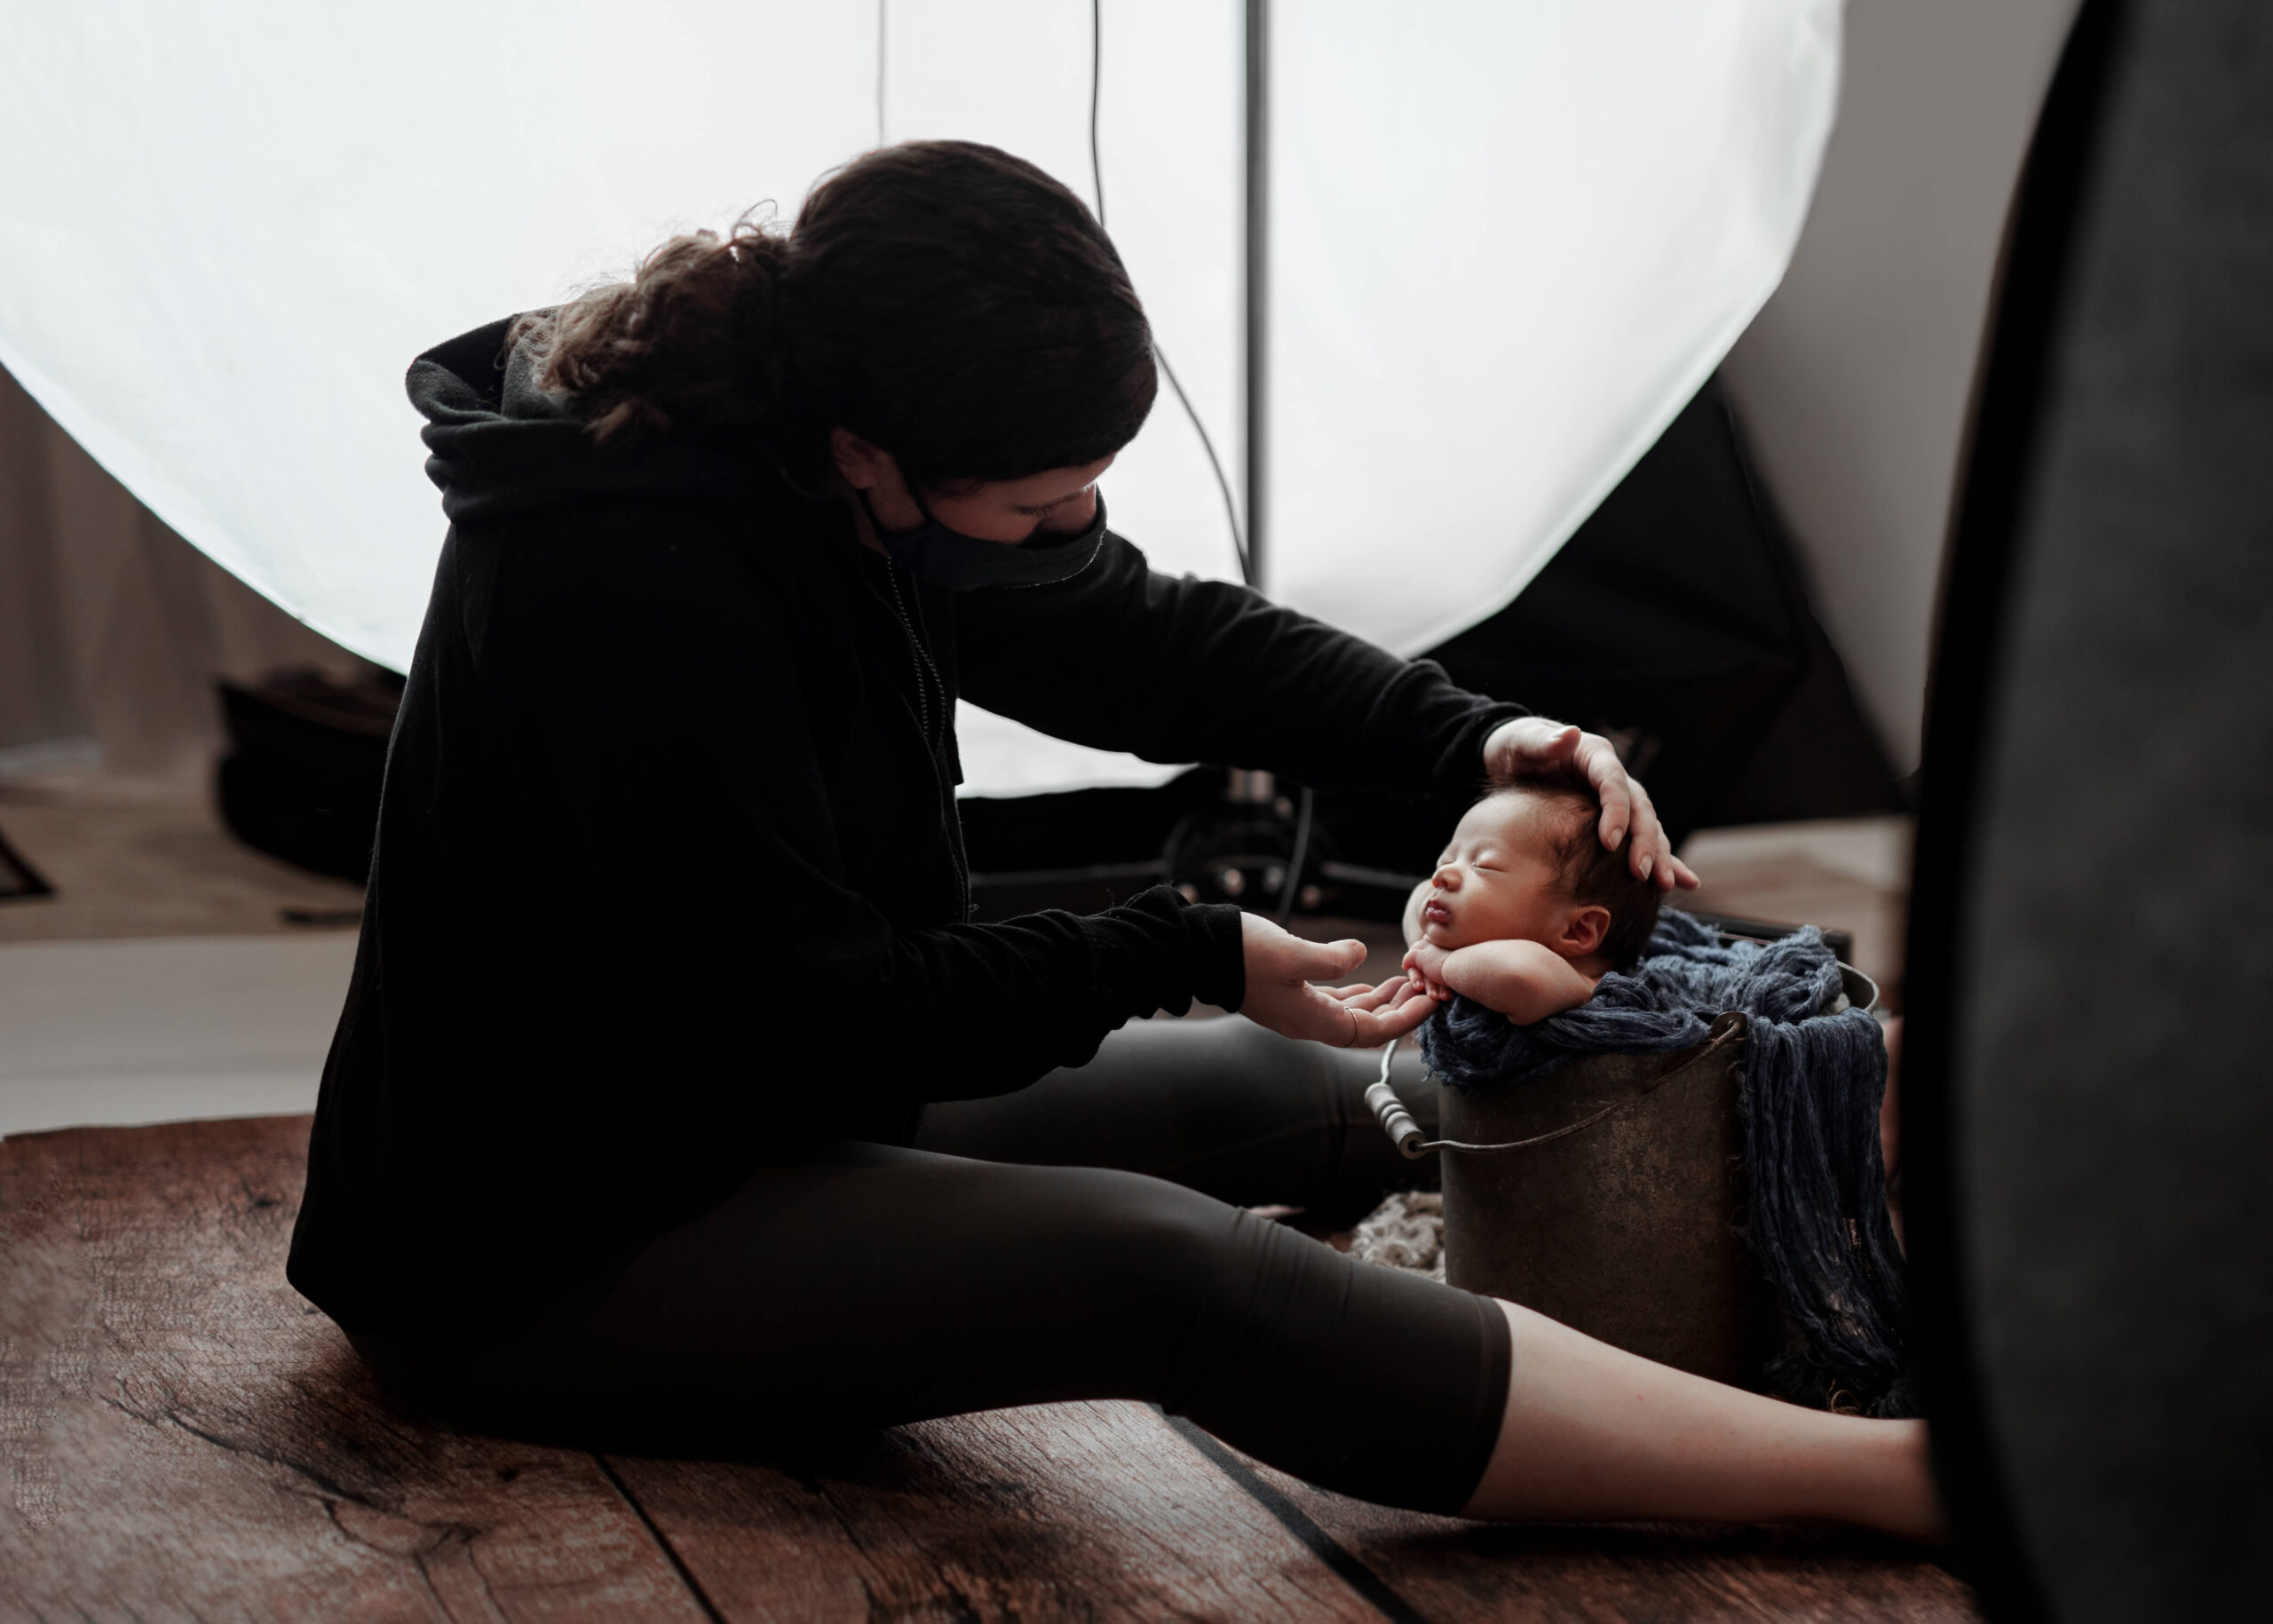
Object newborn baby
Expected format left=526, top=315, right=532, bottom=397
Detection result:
left=1401, top=768, right=1664, bottom=1025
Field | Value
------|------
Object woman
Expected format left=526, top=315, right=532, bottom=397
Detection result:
left=289, top=141, right=1937, bottom=1535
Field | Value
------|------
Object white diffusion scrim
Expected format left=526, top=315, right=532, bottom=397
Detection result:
left=0, top=1, right=1833, bottom=797
left=1268, top=0, right=1839, bottom=654
left=0, top=1, right=875, bottom=670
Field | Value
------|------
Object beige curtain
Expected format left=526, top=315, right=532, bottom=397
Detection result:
left=0, top=367, right=369, bottom=787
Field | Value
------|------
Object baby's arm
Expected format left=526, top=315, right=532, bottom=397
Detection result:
left=1407, top=938, right=1601, bottom=1026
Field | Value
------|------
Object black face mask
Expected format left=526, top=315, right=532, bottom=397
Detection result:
left=856, top=486, right=1107, bottom=591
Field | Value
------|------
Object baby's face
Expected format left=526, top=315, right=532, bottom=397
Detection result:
left=1420, top=793, right=1580, bottom=952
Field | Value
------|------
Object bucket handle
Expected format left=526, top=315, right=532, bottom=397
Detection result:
left=1364, top=1015, right=1747, bottom=1161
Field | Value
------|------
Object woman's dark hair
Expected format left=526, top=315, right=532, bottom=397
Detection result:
left=514, top=141, right=1155, bottom=489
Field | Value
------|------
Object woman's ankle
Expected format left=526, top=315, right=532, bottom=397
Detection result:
left=1830, top=1417, right=1945, bottom=1541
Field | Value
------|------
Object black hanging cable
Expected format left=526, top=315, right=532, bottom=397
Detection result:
left=1089, top=0, right=1251, bottom=587
left=1089, top=0, right=1106, bottom=226
left=1087, top=0, right=1107, bottom=218
left=1158, top=347, right=1250, bottom=587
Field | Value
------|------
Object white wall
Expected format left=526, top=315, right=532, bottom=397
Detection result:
left=0, top=367, right=366, bottom=785
left=1721, top=0, right=2082, bottom=773
left=0, top=935, right=356, bottom=1138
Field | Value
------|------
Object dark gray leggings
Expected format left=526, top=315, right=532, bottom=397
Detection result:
left=353, top=1018, right=1514, bottom=1514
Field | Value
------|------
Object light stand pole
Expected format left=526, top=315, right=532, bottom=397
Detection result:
left=1229, top=0, right=1279, bottom=814
left=1243, top=0, right=1268, bottom=599
left=1211, top=1, right=1319, bottom=926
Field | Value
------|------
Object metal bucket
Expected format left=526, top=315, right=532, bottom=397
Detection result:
left=1437, top=964, right=1878, bottom=1387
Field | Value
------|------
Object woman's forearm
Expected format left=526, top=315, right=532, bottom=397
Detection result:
left=956, top=541, right=1524, bottom=796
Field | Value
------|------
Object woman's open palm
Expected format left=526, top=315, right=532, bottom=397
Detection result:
left=1237, top=915, right=1437, bottom=1048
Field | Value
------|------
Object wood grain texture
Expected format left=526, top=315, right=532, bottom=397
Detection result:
left=1232, top=1451, right=1984, bottom=1623
left=610, top=1400, right=1381, bottom=1624
left=0, top=1116, right=705, bottom=1622
left=0, top=1112, right=1984, bottom=1623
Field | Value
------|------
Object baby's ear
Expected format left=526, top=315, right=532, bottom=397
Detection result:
left=1563, top=904, right=1612, bottom=956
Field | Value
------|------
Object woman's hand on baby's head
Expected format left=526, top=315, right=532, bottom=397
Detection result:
left=1482, top=716, right=1701, bottom=893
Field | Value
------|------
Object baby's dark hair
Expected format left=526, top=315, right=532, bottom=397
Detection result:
left=1484, top=764, right=1663, bottom=965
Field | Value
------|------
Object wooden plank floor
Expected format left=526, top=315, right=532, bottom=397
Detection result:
left=0, top=1116, right=1976, bottom=1621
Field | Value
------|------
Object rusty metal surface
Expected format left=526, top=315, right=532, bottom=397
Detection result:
left=1442, top=1017, right=1785, bottom=1385
left=1440, top=963, right=1879, bottom=1385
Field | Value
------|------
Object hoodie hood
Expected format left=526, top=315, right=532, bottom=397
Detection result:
left=408, top=316, right=797, bottom=533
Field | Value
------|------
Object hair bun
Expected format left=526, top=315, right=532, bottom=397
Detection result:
left=516, top=140, right=1153, bottom=482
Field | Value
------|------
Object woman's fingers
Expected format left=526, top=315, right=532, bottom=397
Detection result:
left=1482, top=717, right=1581, bottom=775
left=1278, top=978, right=1430, bottom=1048
left=1236, top=915, right=1453, bottom=1047
left=1239, top=915, right=1366, bottom=984
left=1532, top=722, right=1584, bottom=764
left=1245, top=970, right=1442, bottom=1047
left=1341, top=989, right=1437, bottom=1048
left=1564, top=730, right=1635, bottom=858
left=1481, top=717, right=1699, bottom=891
left=1334, top=972, right=1441, bottom=1015
left=1562, top=728, right=1704, bottom=891
left=1623, top=771, right=1666, bottom=887
left=1374, top=977, right=1434, bottom=1017
left=1622, top=774, right=1699, bottom=891
left=1283, top=934, right=1368, bottom=982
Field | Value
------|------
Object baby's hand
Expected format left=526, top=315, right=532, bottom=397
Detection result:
left=1403, top=940, right=1453, bottom=1002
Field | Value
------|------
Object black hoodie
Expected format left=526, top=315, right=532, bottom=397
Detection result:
left=286, top=318, right=1525, bottom=1332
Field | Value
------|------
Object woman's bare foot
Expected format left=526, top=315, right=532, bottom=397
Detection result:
left=1463, top=1302, right=1946, bottom=1540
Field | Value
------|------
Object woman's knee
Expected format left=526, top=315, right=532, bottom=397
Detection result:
left=1040, top=1166, right=1258, bottom=1310
left=1068, top=1181, right=1344, bottom=1385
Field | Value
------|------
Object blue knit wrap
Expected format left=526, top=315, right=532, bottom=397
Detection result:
left=1418, top=910, right=1913, bottom=1416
